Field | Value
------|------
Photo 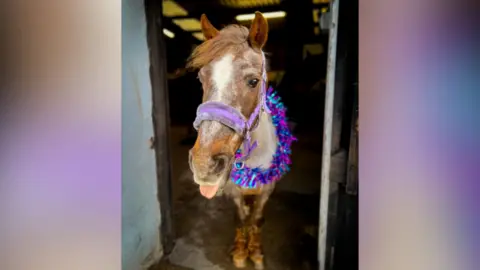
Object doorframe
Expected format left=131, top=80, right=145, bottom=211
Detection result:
left=144, top=0, right=175, bottom=255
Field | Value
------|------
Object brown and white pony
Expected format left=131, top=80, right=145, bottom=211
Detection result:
left=187, top=12, right=279, bottom=269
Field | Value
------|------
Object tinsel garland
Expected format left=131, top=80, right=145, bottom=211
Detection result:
left=230, top=86, right=297, bottom=188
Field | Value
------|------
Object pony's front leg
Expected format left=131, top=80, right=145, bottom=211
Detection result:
left=231, top=195, right=248, bottom=268
left=247, top=189, right=273, bottom=270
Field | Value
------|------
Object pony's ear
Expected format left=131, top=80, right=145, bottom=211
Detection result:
left=200, top=14, right=219, bottom=40
left=248, top=12, right=269, bottom=51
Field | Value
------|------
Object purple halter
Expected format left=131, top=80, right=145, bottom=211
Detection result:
left=193, top=52, right=270, bottom=162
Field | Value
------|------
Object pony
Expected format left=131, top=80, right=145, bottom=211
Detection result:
left=187, top=12, right=295, bottom=269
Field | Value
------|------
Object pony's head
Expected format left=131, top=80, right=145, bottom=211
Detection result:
left=187, top=12, right=269, bottom=198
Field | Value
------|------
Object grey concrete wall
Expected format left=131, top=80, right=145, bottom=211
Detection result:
left=122, top=0, right=162, bottom=269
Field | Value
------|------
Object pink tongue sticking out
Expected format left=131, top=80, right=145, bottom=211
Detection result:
left=199, top=185, right=219, bottom=199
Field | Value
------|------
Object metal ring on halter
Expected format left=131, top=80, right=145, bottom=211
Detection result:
left=234, top=162, right=245, bottom=170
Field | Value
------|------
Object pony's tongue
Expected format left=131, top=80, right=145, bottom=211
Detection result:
left=199, top=185, right=219, bottom=199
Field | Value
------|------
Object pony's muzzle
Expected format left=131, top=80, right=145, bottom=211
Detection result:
left=189, top=149, right=231, bottom=184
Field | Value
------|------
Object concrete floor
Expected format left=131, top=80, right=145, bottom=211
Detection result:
left=151, top=126, right=348, bottom=270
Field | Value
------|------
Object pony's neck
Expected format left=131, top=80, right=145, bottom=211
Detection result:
left=243, top=112, right=278, bottom=169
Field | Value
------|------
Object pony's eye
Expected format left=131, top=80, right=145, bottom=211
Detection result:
left=247, top=78, right=259, bottom=88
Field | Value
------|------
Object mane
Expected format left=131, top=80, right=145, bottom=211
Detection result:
left=187, top=25, right=250, bottom=70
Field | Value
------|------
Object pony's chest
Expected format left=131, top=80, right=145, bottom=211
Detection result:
left=222, top=180, right=275, bottom=197
left=239, top=186, right=263, bottom=196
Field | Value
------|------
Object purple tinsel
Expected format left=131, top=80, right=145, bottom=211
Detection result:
left=230, top=86, right=297, bottom=188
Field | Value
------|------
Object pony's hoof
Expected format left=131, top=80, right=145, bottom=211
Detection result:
left=247, top=225, right=264, bottom=269
left=249, top=254, right=264, bottom=270
left=232, top=255, right=247, bottom=268
left=232, top=227, right=248, bottom=268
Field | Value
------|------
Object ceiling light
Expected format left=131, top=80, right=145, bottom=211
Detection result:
left=162, top=0, right=188, bottom=17
left=172, top=18, right=202, bottom=31
left=163, top=28, right=175, bottom=39
left=313, top=9, right=320, bottom=23
left=312, top=0, right=329, bottom=4
left=220, top=0, right=281, bottom=8
left=235, top=11, right=286, bottom=21
left=192, top=32, right=205, bottom=41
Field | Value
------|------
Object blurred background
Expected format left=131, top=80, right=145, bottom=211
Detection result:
left=5, top=0, right=476, bottom=270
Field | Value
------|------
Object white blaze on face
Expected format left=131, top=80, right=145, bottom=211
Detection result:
left=199, top=53, right=235, bottom=146
left=194, top=53, right=236, bottom=196
left=211, top=53, right=234, bottom=101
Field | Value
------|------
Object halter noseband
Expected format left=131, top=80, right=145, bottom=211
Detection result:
left=193, top=52, right=270, bottom=162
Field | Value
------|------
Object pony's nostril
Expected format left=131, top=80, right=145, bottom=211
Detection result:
left=211, top=154, right=230, bottom=174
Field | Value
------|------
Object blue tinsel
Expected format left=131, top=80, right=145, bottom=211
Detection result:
left=230, top=87, right=297, bottom=188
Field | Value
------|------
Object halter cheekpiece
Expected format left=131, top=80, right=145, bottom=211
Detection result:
left=193, top=52, right=296, bottom=188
